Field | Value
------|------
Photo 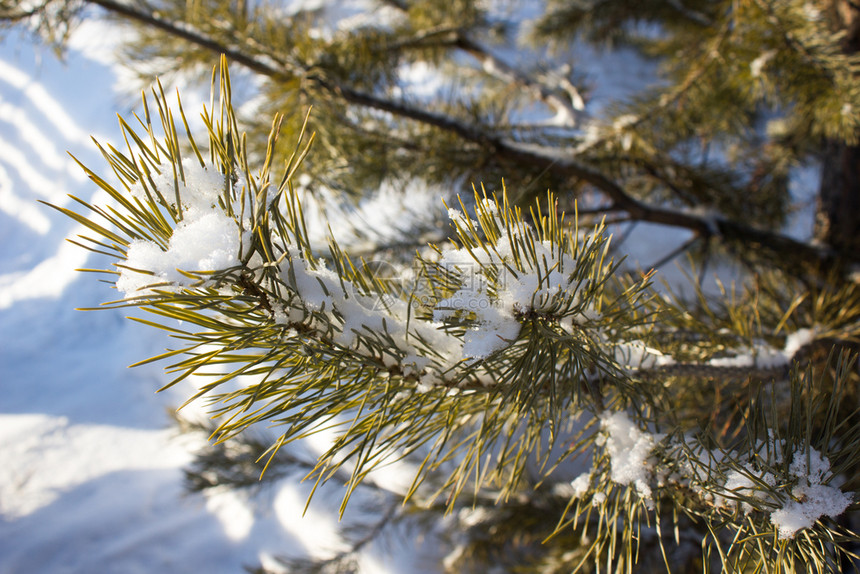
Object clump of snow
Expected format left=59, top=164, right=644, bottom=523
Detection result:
left=117, top=160, right=243, bottom=297
left=707, top=328, right=815, bottom=370
left=784, top=328, right=814, bottom=357
left=770, top=448, right=853, bottom=539
left=710, top=439, right=852, bottom=539
left=434, top=281, right=522, bottom=359
left=568, top=413, right=666, bottom=509
left=570, top=471, right=592, bottom=498
left=611, top=339, right=675, bottom=370
left=600, top=411, right=662, bottom=502
left=718, top=466, right=778, bottom=514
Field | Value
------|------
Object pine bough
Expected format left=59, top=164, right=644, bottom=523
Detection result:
left=51, top=59, right=860, bottom=573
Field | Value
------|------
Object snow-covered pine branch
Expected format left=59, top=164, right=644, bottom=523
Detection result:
left=52, top=59, right=860, bottom=572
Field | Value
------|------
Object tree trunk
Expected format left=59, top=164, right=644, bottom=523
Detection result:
left=817, top=141, right=860, bottom=253
left=815, top=0, right=860, bottom=255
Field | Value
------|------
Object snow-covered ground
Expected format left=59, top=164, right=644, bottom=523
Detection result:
left=0, top=27, right=423, bottom=574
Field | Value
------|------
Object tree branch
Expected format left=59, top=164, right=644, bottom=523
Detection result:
left=452, top=34, right=584, bottom=126
left=0, top=2, right=50, bottom=22
left=80, top=0, right=851, bottom=273
left=84, top=0, right=284, bottom=78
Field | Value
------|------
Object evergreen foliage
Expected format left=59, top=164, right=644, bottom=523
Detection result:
left=5, top=0, right=860, bottom=572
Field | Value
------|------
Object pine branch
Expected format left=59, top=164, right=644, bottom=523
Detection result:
left=450, top=35, right=584, bottom=126
left=75, top=0, right=856, bottom=277
left=84, top=0, right=283, bottom=77
left=20, top=3, right=860, bottom=568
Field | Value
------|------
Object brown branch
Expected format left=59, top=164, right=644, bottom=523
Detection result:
left=315, top=90, right=842, bottom=270
left=80, top=0, right=849, bottom=273
left=452, top=35, right=584, bottom=125
left=83, top=0, right=283, bottom=78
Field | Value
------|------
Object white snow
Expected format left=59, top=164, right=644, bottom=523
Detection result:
left=117, top=160, right=243, bottom=297
left=770, top=447, right=853, bottom=539
left=707, top=328, right=815, bottom=369
left=600, top=411, right=662, bottom=501
left=711, top=441, right=852, bottom=539
left=569, top=471, right=592, bottom=498
left=718, top=466, right=778, bottom=514
left=434, top=207, right=579, bottom=359
left=611, top=339, right=675, bottom=370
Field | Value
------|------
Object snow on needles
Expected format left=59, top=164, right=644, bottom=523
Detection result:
left=117, top=160, right=245, bottom=297
left=717, top=443, right=854, bottom=539
left=568, top=412, right=853, bottom=539
left=598, top=411, right=662, bottom=502
left=769, top=447, right=853, bottom=539
left=567, top=411, right=663, bottom=507
left=707, top=328, right=815, bottom=369
left=282, top=245, right=461, bottom=386
left=434, top=203, right=579, bottom=360
left=276, top=201, right=587, bottom=387
left=115, top=187, right=591, bottom=388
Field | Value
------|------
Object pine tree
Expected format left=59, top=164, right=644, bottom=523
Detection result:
left=4, top=1, right=860, bottom=572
